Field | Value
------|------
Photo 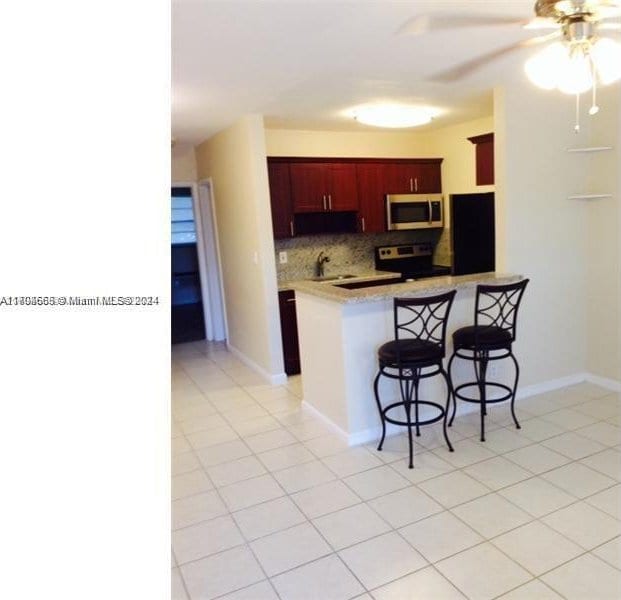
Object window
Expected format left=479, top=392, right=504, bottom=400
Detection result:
left=171, top=186, right=197, bottom=244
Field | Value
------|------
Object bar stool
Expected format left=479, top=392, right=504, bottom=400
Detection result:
left=448, top=279, right=529, bottom=442
left=373, top=290, right=456, bottom=469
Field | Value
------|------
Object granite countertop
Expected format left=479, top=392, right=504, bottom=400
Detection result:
left=289, top=272, right=524, bottom=304
left=277, top=270, right=401, bottom=291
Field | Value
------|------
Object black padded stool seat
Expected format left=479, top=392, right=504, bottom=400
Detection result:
left=373, top=290, right=456, bottom=469
left=448, top=279, right=529, bottom=442
left=378, top=339, right=444, bottom=366
left=453, top=325, right=512, bottom=350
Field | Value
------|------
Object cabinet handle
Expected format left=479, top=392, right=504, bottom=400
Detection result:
left=409, top=178, right=413, bottom=192
left=328, top=194, right=332, bottom=210
left=415, top=177, right=418, bottom=192
left=361, top=217, right=366, bottom=232
left=286, top=298, right=296, bottom=303
left=289, top=220, right=294, bottom=236
left=322, top=195, right=327, bottom=211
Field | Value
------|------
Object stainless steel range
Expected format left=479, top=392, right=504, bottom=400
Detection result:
left=374, top=243, right=451, bottom=281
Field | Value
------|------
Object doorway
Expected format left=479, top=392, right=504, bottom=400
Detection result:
left=171, top=185, right=206, bottom=344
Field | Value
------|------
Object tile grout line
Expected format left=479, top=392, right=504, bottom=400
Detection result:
left=172, top=350, right=619, bottom=600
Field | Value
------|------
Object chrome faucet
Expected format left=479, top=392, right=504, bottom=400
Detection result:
left=315, top=251, right=330, bottom=277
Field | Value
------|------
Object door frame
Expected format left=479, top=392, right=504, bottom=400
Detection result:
left=195, top=178, right=227, bottom=341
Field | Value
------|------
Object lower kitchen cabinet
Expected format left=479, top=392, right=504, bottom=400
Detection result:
left=278, top=290, right=301, bottom=375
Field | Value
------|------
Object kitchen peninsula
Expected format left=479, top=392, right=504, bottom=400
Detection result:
left=291, top=272, right=522, bottom=445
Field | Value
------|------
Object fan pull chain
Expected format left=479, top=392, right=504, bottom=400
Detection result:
left=575, top=93, right=580, bottom=133
left=589, top=71, right=599, bottom=116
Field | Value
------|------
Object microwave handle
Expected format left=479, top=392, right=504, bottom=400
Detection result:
left=428, top=200, right=432, bottom=224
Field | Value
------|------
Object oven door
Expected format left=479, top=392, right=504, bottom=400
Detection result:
left=386, top=195, right=443, bottom=230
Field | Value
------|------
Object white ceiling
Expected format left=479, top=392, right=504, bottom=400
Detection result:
left=172, top=0, right=545, bottom=143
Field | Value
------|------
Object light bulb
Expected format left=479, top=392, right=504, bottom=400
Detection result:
left=557, top=46, right=593, bottom=94
left=524, top=42, right=566, bottom=90
left=591, top=38, right=621, bottom=85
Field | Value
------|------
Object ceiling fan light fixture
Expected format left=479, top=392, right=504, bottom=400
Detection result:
left=352, top=104, right=433, bottom=128
left=591, top=37, right=621, bottom=83
left=557, top=46, right=594, bottom=93
left=524, top=42, right=566, bottom=89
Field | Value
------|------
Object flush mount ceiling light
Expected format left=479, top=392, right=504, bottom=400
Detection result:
left=351, top=104, right=433, bottom=128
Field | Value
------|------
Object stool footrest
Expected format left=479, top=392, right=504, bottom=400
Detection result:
left=453, top=381, right=513, bottom=404
left=382, top=400, right=446, bottom=427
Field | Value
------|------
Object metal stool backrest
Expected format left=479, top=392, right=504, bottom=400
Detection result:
left=474, top=279, right=529, bottom=343
left=393, top=290, right=457, bottom=360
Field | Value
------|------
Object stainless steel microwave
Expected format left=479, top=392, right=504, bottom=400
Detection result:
left=386, top=194, right=444, bottom=230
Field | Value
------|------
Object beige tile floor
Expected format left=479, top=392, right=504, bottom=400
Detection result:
left=172, top=341, right=621, bottom=600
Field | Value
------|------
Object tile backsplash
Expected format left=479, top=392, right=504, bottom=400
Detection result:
left=275, top=230, right=448, bottom=282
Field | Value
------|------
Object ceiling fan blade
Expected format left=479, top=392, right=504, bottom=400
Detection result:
left=398, top=14, right=529, bottom=36
left=429, top=31, right=561, bottom=83
left=599, top=22, right=621, bottom=30
left=523, top=17, right=561, bottom=30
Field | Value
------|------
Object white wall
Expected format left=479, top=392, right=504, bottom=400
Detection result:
left=265, top=128, right=435, bottom=157
left=171, top=142, right=197, bottom=182
left=495, top=83, right=593, bottom=387
left=584, top=85, right=621, bottom=382
left=195, top=115, right=284, bottom=380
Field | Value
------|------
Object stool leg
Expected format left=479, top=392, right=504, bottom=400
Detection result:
left=439, top=366, right=454, bottom=452
left=400, top=372, right=415, bottom=469
left=447, top=353, right=457, bottom=427
left=476, top=351, right=488, bottom=442
left=509, top=351, right=522, bottom=430
left=414, top=370, right=421, bottom=437
left=373, top=370, right=386, bottom=451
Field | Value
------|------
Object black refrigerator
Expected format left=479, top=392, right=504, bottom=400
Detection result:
left=451, top=192, right=495, bottom=276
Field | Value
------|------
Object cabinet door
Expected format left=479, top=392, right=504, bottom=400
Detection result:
left=475, top=139, right=494, bottom=185
left=417, top=162, right=442, bottom=193
left=327, top=163, right=358, bottom=211
left=356, top=163, right=386, bottom=233
left=267, top=161, right=294, bottom=238
left=290, top=163, right=327, bottom=212
left=278, top=290, right=301, bottom=375
left=385, top=163, right=421, bottom=193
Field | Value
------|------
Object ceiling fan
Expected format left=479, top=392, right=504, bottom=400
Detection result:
left=400, top=0, right=621, bottom=83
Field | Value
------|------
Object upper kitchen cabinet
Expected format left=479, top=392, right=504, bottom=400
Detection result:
left=355, top=163, right=386, bottom=233
left=267, top=160, right=294, bottom=238
left=384, top=159, right=443, bottom=194
left=289, top=161, right=359, bottom=213
left=468, top=133, right=494, bottom=186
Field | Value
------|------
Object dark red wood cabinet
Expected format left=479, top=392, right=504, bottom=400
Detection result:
left=267, top=161, right=294, bottom=238
left=267, top=157, right=443, bottom=237
left=468, top=133, right=494, bottom=186
left=278, top=290, right=300, bottom=375
left=383, top=160, right=442, bottom=194
left=289, top=162, right=359, bottom=213
left=355, top=163, right=387, bottom=233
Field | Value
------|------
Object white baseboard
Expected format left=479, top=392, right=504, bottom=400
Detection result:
left=340, top=371, right=619, bottom=445
left=300, top=400, right=350, bottom=440
left=226, top=342, right=287, bottom=386
left=516, top=372, right=588, bottom=400
left=585, top=373, right=621, bottom=393
left=301, top=400, right=408, bottom=446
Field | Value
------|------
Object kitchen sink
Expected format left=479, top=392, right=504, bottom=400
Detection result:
left=310, top=274, right=356, bottom=282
